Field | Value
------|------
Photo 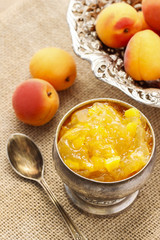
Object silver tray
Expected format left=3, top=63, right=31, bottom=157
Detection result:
left=67, top=0, right=160, bottom=107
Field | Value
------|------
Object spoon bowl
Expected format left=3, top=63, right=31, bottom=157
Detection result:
left=7, top=133, right=87, bottom=240
left=7, top=133, right=43, bottom=180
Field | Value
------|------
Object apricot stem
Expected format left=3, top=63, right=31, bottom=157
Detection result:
left=124, top=28, right=129, bottom=33
left=47, top=92, right=52, bottom=97
left=65, top=77, right=70, bottom=82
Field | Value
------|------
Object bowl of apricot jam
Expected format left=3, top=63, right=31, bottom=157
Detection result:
left=53, top=98, right=156, bottom=215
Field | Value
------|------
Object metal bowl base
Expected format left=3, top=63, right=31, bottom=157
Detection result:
left=64, top=185, right=139, bottom=216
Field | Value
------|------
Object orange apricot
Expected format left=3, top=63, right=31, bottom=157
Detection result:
left=12, top=78, right=59, bottom=126
left=29, top=47, right=77, bottom=91
left=142, top=0, right=160, bottom=31
left=96, top=2, right=142, bottom=48
left=124, top=30, right=160, bottom=81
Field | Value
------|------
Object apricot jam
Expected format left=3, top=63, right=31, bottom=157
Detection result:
left=58, top=102, right=153, bottom=182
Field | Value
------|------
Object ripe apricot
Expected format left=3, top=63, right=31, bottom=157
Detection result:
left=96, top=2, right=142, bottom=48
left=142, top=0, right=160, bottom=31
left=12, top=78, right=59, bottom=126
left=138, top=11, right=150, bottom=31
left=29, top=47, right=77, bottom=91
left=124, top=30, right=160, bottom=81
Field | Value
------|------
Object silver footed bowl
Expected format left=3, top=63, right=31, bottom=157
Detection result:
left=53, top=98, right=156, bottom=216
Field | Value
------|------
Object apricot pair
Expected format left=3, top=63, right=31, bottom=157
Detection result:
left=125, top=0, right=160, bottom=81
left=124, top=30, right=160, bottom=81
left=12, top=48, right=77, bottom=126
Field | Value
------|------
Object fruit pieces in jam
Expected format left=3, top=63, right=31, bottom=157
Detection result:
left=58, top=102, right=153, bottom=182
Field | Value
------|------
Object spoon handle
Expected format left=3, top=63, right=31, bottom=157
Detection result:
left=39, top=178, right=88, bottom=240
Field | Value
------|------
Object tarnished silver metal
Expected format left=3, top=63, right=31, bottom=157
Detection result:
left=7, top=133, right=87, bottom=240
left=67, top=0, right=160, bottom=107
left=53, top=98, right=156, bottom=215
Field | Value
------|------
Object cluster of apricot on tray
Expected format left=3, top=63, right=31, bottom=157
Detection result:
left=12, top=47, right=77, bottom=126
left=95, top=0, right=160, bottom=82
left=58, top=101, right=153, bottom=182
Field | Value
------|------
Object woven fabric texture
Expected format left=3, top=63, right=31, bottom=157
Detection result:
left=0, top=0, right=160, bottom=239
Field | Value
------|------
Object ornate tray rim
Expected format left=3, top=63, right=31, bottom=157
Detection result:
left=67, top=0, right=160, bottom=108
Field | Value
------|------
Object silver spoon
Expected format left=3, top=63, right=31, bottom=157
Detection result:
left=7, top=133, right=87, bottom=240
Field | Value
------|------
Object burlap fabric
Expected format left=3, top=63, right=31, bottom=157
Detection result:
left=0, top=0, right=160, bottom=239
